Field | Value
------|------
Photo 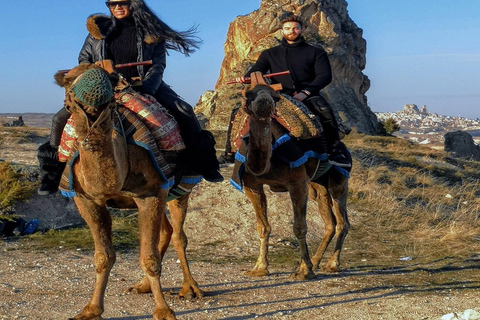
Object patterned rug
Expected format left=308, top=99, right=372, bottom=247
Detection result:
left=230, top=93, right=324, bottom=151
left=58, top=89, right=201, bottom=197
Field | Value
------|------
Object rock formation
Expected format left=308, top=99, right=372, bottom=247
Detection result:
left=444, top=131, right=480, bottom=161
left=195, top=0, right=383, bottom=135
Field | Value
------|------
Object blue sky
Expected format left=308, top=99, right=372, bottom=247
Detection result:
left=1, top=1, right=479, bottom=119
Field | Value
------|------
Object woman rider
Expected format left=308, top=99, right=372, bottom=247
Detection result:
left=38, top=0, right=223, bottom=195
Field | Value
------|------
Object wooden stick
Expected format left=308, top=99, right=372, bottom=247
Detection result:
left=226, top=70, right=290, bottom=85
left=57, top=60, right=153, bottom=74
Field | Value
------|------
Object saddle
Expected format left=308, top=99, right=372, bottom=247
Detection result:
left=58, top=88, right=202, bottom=198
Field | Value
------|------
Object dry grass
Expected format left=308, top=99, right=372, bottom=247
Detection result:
left=345, top=131, right=480, bottom=263
left=0, top=162, right=36, bottom=218
left=3, top=126, right=480, bottom=267
left=0, top=126, right=49, bottom=147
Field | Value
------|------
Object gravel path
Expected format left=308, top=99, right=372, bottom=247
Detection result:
left=1, top=240, right=479, bottom=320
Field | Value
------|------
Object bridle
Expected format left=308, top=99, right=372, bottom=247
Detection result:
left=64, top=72, right=120, bottom=151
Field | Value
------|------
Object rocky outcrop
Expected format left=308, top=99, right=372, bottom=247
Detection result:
left=195, top=0, right=383, bottom=135
left=444, top=131, right=480, bottom=161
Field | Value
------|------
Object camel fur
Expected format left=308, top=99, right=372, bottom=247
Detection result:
left=236, top=72, right=350, bottom=280
left=55, top=63, right=201, bottom=320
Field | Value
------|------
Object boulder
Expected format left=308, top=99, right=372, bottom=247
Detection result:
left=196, top=0, right=383, bottom=135
left=444, top=130, right=480, bottom=161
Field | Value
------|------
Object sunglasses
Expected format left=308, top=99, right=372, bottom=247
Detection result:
left=105, top=1, right=131, bottom=8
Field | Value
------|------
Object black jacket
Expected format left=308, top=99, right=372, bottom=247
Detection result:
left=78, top=14, right=167, bottom=95
left=246, top=37, right=332, bottom=96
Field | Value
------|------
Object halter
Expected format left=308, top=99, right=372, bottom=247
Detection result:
left=65, top=71, right=120, bottom=151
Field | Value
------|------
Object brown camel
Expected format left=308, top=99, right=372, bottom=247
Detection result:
left=55, top=63, right=201, bottom=320
left=235, top=72, right=350, bottom=280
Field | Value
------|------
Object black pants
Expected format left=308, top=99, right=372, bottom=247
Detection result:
left=303, top=96, right=342, bottom=152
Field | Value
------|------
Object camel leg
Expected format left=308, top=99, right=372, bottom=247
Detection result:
left=127, top=214, right=173, bottom=294
left=167, top=194, right=204, bottom=299
left=135, top=195, right=176, bottom=320
left=324, top=178, right=349, bottom=273
left=288, top=181, right=316, bottom=281
left=244, top=186, right=271, bottom=277
left=70, top=196, right=116, bottom=320
left=309, top=182, right=336, bottom=271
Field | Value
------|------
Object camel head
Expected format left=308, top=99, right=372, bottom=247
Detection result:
left=54, top=64, right=120, bottom=150
left=243, top=84, right=281, bottom=176
left=54, top=63, right=118, bottom=118
left=244, top=84, right=280, bottom=120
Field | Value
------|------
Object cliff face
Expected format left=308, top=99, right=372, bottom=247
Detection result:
left=196, top=0, right=382, bottom=135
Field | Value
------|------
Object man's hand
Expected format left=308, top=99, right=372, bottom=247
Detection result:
left=235, top=76, right=248, bottom=84
left=293, top=92, right=308, bottom=102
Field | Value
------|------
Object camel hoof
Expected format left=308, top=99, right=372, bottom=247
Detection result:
left=153, top=307, right=177, bottom=320
left=126, top=277, right=152, bottom=294
left=178, top=288, right=205, bottom=300
left=69, top=305, right=103, bottom=320
left=179, top=287, right=204, bottom=300
left=244, top=269, right=269, bottom=277
left=290, top=269, right=316, bottom=281
left=323, top=265, right=341, bottom=273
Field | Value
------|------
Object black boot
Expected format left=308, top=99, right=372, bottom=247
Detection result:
left=37, top=142, right=66, bottom=195
left=306, top=97, right=351, bottom=168
left=218, top=107, right=239, bottom=166
left=196, top=130, right=224, bottom=183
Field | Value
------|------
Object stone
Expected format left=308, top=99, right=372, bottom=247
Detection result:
left=196, top=0, right=383, bottom=135
left=444, top=130, right=480, bottom=161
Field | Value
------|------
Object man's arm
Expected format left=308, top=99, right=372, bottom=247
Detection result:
left=303, top=49, right=332, bottom=95
left=244, top=51, right=271, bottom=77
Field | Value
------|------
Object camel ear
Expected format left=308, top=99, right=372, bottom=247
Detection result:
left=107, top=72, right=119, bottom=88
left=269, top=89, right=281, bottom=102
left=244, top=89, right=257, bottom=103
left=54, top=72, right=66, bottom=87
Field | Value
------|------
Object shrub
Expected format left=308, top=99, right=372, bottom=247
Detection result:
left=381, top=117, right=401, bottom=134
left=0, top=162, right=34, bottom=218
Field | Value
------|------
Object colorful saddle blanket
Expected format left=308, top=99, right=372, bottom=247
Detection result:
left=230, top=93, right=323, bottom=151
left=58, top=89, right=201, bottom=197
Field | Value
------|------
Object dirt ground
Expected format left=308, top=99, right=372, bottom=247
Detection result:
left=1, top=128, right=480, bottom=320
left=1, top=237, right=480, bottom=320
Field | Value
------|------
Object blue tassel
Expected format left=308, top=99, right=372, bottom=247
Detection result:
left=229, top=178, right=244, bottom=192
left=333, top=165, right=350, bottom=179
left=272, top=133, right=291, bottom=150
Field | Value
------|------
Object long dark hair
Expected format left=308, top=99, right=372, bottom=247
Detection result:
left=129, top=0, right=201, bottom=56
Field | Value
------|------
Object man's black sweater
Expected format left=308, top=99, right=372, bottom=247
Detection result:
left=246, top=37, right=332, bottom=96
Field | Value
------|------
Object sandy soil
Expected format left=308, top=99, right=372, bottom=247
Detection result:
left=1, top=129, right=479, bottom=320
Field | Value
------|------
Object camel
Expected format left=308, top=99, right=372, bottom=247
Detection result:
left=54, top=63, right=201, bottom=320
left=234, top=72, right=350, bottom=280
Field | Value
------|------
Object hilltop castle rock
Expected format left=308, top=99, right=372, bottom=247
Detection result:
left=195, top=0, right=383, bottom=135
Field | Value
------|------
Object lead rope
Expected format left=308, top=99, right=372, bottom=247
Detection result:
left=113, top=105, right=130, bottom=174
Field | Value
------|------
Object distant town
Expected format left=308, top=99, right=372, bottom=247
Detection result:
left=375, top=104, right=480, bottom=148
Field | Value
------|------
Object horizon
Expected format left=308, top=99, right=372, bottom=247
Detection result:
left=0, top=1, right=478, bottom=119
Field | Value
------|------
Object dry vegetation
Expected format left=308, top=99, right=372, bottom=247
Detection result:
left=2, top=126, right=480, bottom=262
left=345, top=131, right=480, bottom=263
left=1, top=125, right=480, bottom=319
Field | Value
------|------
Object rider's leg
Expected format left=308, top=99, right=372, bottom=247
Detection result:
left=218, top=107, right=239, bottom=165
left=154, top=85, right=223, bottom=182
left=37, top=107, right=70, bottom=195
left=304, top=96, right=351, bottom=168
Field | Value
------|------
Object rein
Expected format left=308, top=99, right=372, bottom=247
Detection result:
left=75, top=100, right=115, bottom=150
